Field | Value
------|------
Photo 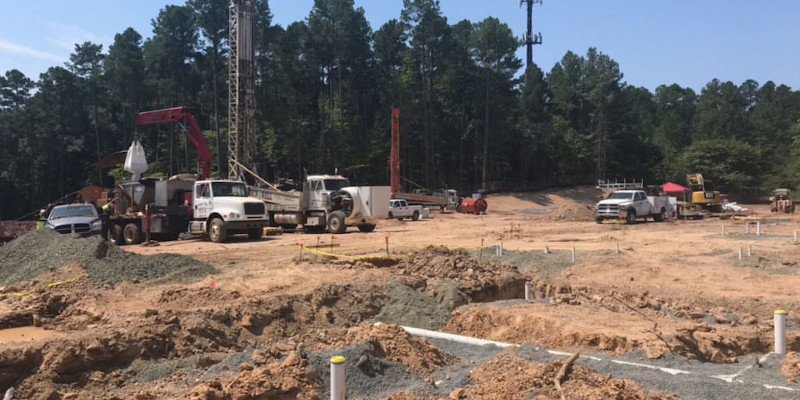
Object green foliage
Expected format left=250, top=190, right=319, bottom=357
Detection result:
left=0, top=0, right=799, bottom=218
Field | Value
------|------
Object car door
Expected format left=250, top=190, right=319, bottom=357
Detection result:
left=194, top=183, right=211, bottom=219
left=634, top=192, right=649, bottom=215
left=398, top=200, right=408, bottom=216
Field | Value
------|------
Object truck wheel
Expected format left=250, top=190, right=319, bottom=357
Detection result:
left=247, top=228, right=263, bottom=240
left=123, top=223, right=142, bottom=245
left=595, top=217, right=603, bottom=224
left=654, top=208, right=666, bottom=222
left=412, top=210, right=420, bottom=221
left=358, top=224, right=376, bottom=232
left=109, top=224, right=124, bottom=245
left=387, top=212, right=394, bottom=220
left=280, top=224, right=297, bottom=231
left=625, top=209, right=636, bottom=225
left=209, top=218, right=227, bottom=243
left=327, top=211, right=346, bottom=234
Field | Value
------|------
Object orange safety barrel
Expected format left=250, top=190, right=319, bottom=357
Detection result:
left=460, top=198, right=487, bottom=214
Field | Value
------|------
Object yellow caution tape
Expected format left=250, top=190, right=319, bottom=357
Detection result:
left=0, top=274, right=88, bottom=298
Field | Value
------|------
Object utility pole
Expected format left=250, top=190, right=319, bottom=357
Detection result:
left=228, top=0, right=257, bottom=180
left=520, top=0, right=543, bottom=68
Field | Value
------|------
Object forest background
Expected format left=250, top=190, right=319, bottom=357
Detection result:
left=1, top=0, right=799, bottom=219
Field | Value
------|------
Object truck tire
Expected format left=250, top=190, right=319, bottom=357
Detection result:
left=412, top=210, right=420, bottom=221
left=387, top=212, right=394, bottom=220
left=595, top=217, right=603, bottom=224
left=327, top=211, right=346, bottom=234
left=247, top=228, right=263, bottom=240
left=358, top=224, right=376, bottom=232
left=209, top=218, right=227, bottom=243
left=305, top=225, right=326, bottom=234
left=123, top=223, right=142, bottom=245
left=625, top=209, right=636, bottom=225
left=280, top=224, right=297, bottom=231
left=654, top=208, right=666, bottom=222
left=109, top=223, right=124, bottom=245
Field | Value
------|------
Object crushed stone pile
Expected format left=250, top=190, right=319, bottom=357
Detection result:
left=0, top=229, right=216, bottom=285
left=401, top=245, right=517, bottom=281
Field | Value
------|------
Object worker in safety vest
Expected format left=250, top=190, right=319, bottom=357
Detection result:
left=100, top=200, right=114, bottom=241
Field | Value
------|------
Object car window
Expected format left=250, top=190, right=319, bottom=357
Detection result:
left=196, top=183, right=209, bottom=198
left=49, top=205, right=98, bottom=220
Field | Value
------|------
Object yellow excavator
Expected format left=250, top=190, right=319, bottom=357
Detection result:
left=687, top=173, right=722, bottom=213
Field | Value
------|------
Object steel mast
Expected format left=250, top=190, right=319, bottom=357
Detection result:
left=228, top=0, right=257, bottom=179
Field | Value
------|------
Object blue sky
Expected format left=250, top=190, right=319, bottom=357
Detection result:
left=0, top=1, right=797, bottom=92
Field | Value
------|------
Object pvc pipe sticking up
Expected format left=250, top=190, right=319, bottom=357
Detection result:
left=497, top=240, right=503, bottom=256
left=544, top=246, right=550, bottom=254
left=738, top=248, right=743, bottom=260
left=721, top=225, right=725, bottom=236
left=330, top=355, right=346, bottom=400
left=571, top=247, right=576, bottom=263
left=615, top=243, right=620, bottom=254
left=775, top=310, right=788, bottom=356
left=745, top=222, right=749, bottom=235
left=757, top=221, right=761, bottom=236
left=524, top=282, right=531, bottom=301
left=748, top=244, right=752, bottom=257
left=795, top=230, right=798, bottom=243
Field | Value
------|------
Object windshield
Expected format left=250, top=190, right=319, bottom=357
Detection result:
left=323, top=179, right=349, bottom=191
left=211, top=182, right=248, bottom=197
left=49, top=205, right=98, bottom=220
left=607, top=192, right=634, bottom=200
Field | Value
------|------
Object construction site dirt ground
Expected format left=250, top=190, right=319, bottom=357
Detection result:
left=3, top=186, right=800, bottom=399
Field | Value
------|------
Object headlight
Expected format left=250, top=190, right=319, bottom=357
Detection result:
left=91, top=220, right=102, bottom=230
left=229, top=212, right=241, bottom=219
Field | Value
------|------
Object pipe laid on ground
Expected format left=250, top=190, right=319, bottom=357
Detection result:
left=775, top=310, right=787, bottom=356
left=374, top=322, right=518, bottom=348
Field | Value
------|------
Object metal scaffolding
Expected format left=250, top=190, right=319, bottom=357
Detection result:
left=228, top=0, right=257, bottom=180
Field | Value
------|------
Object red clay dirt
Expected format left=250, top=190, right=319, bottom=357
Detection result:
left=1, top=186, right=800, bottom=397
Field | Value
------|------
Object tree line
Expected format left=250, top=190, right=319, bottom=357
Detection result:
left=1, top=0, right=799, bottom=219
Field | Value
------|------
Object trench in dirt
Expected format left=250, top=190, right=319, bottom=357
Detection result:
left=0, top=245, right=789, bottom=398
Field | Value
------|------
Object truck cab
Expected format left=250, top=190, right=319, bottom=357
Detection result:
left=188, top=180, right=268, bottom=242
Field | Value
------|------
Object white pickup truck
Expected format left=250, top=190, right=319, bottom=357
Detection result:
left=388, top=199, right=422, bottom=221
left=595, top=190, right=676, bottom=224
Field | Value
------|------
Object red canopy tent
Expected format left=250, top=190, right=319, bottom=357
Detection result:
left=661, top=182, right=690, bottom=193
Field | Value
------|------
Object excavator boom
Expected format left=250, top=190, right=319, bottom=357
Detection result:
left=135, top=107, right=213, bottom=179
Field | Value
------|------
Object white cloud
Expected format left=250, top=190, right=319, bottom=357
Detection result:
left=0, top=39, right=63, bottom=62
left=45, top=22, right=104, bottom=53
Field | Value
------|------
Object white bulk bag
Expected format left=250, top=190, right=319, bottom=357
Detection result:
left=124, top=140, right=148, bottom=175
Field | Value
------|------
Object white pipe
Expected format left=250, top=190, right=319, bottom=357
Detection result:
left=795, top=230, right=798, bottom=243
left=745, top=222, right=749, bottom=235
left=748, top=244, right=752, bottom=257
left=775, top=310, right=787, bottom=356
left=330, top=356, right=346, bottom=400
left=374, top=322, right=518, bottom=348
left=615, top=243, right=620, bottom=254
left=544, top=246, right=550, bottom=254
left=721, top=225, right=725, bottom=236
left=571, top=247, right=576, bottom=263
left=498, top=240, right=503, bottom=256
left=738, top=248, right=743, bottom=260
left=525, top=282, right=531, bottom=301
left=757, top=221, right=761, bottom=236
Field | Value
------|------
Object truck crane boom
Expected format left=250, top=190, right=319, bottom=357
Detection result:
left=135, top=107, right=213, bottom=180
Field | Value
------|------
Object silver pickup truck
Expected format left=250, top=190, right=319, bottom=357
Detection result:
left=595, top=190, right=676, bottom=224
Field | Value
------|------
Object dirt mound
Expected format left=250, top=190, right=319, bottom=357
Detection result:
left=462, top=349, right=679, bottom=400
left=486, top=186, right=602, bottom=221
left=402, top=246, right=518, bottom=282
left=781, top=352, right=800, bottom=383
left=341, top=323, right=456, bottom=373
left=190, top=350, right=320, bottom=400
left=0, top=221, right=35, bottom=244
left=0, top=229, right=216, bottom=285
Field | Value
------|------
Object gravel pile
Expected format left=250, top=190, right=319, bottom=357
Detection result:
left=0, top=229, right=216, bottom=285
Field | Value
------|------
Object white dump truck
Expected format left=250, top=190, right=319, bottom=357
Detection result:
left=595, top=190, right=676, bottom=224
